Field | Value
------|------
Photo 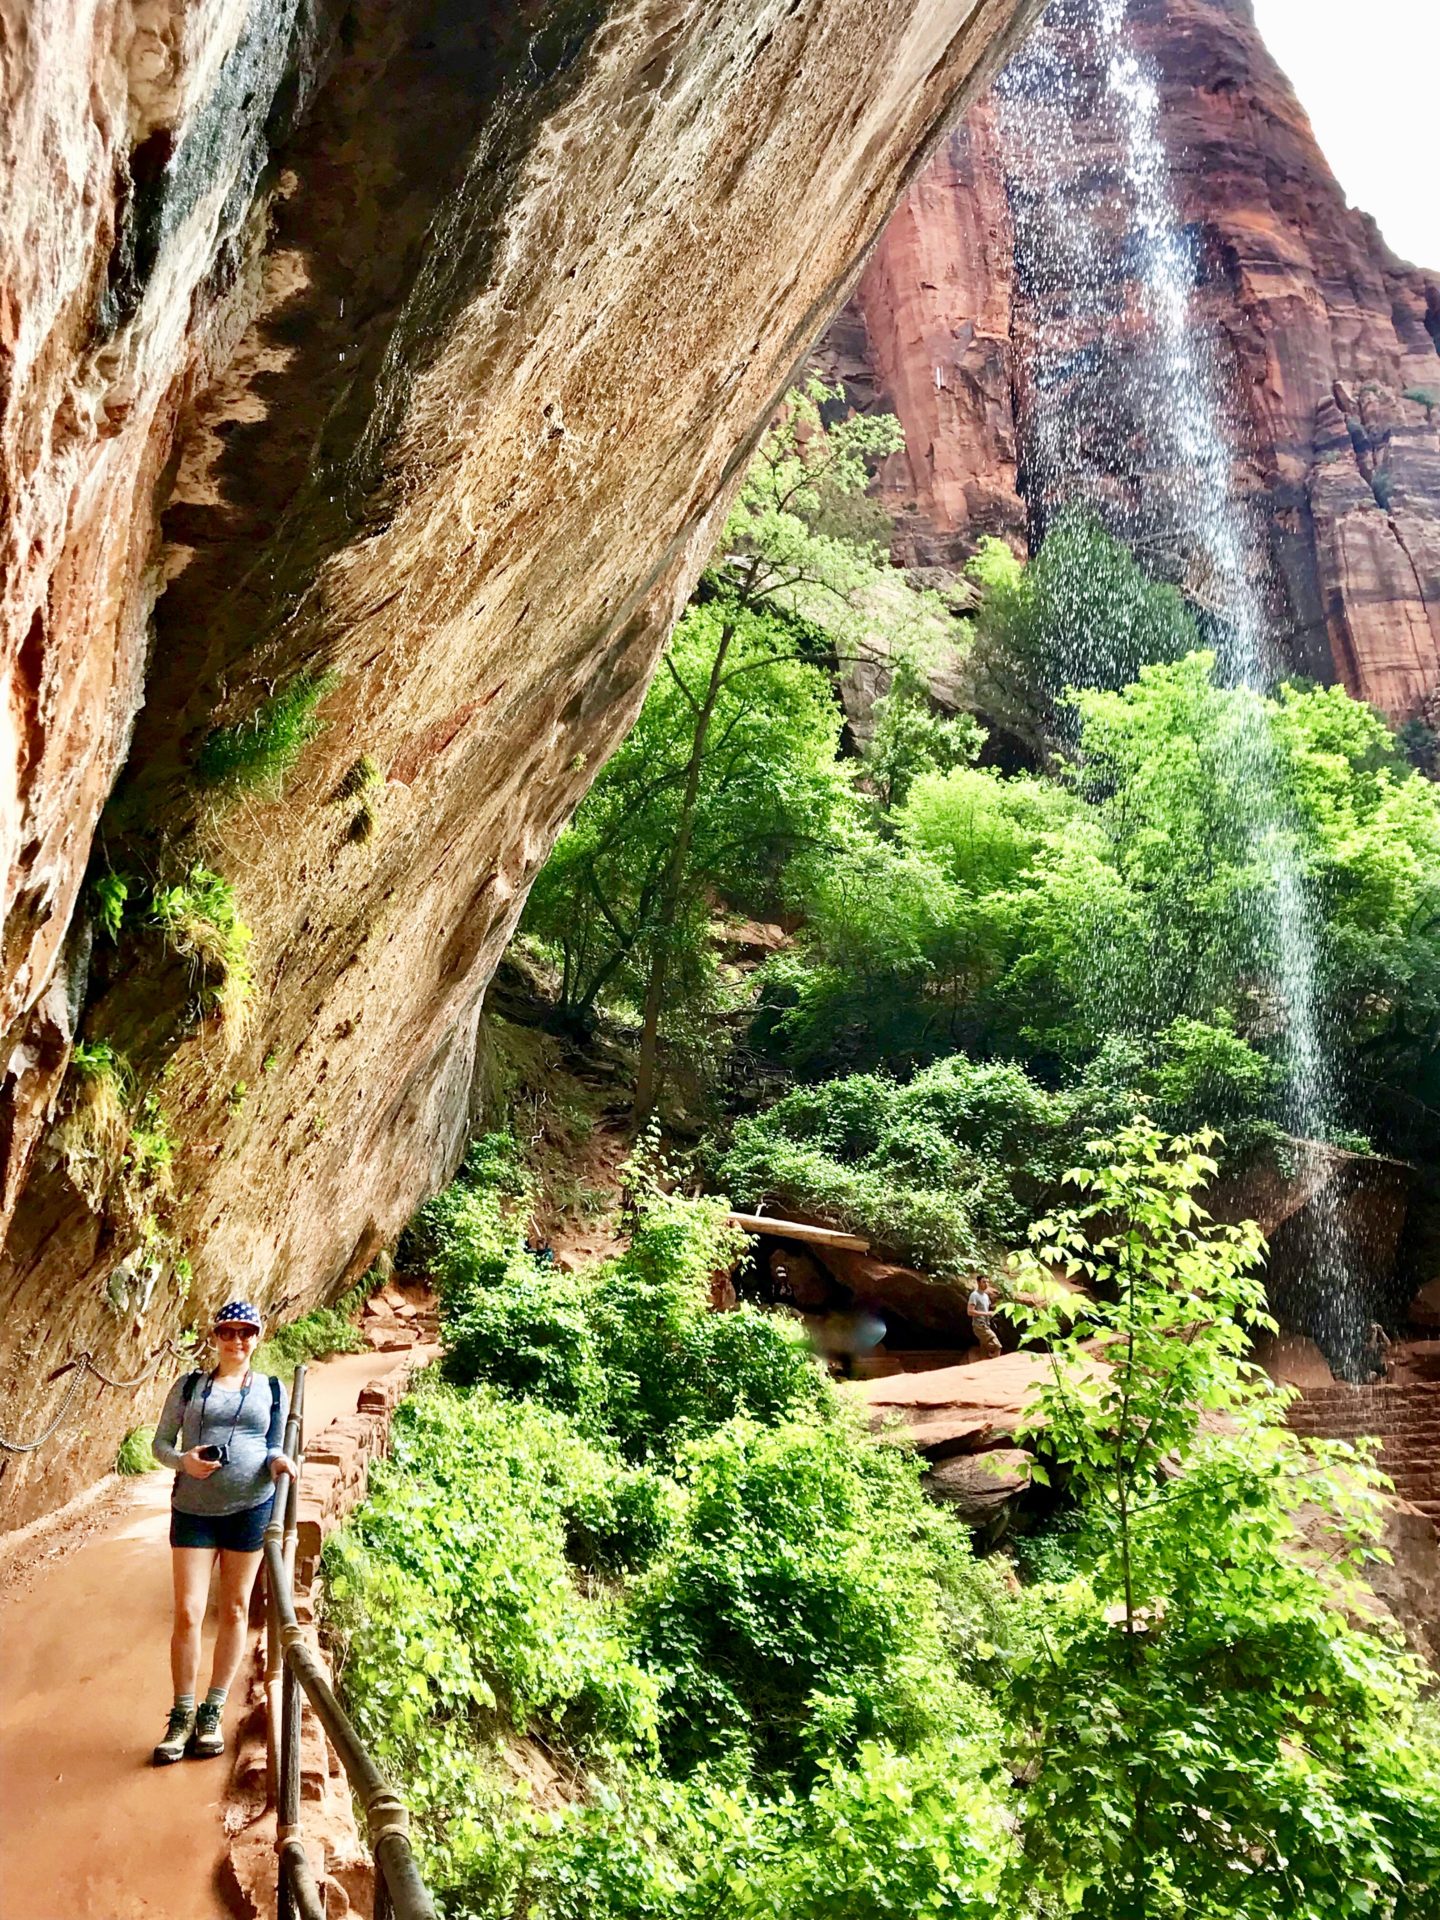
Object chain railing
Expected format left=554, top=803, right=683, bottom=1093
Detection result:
left=263, top=1365, right=436, bottom=1920
left=0, top=1338, right=194, bottom=1453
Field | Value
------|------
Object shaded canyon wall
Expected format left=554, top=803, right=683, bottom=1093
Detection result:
left=0, top=0, right=1043, bottom=1525
left=821, top=0, right=1440, bottom=722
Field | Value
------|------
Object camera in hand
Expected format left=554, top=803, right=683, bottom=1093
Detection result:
left=197, top=1443, right=229, bottom=1464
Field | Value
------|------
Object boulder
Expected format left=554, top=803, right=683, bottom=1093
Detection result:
left=1251, top=1333, right=1336, bottom=1391
left=922, top=1448, right=1033, bottom=1528
left=855, top=1351, right=1103, bottom=1458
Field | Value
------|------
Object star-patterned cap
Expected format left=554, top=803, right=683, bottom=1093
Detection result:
left=213, top=1299, right=263, bottom=1333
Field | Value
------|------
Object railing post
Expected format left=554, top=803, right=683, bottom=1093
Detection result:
left=277, top=1654, right=302, bottom=1920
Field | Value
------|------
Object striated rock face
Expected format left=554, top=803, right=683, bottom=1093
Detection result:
left=0, top=0, right=1043, bottom=1524
left=818, top=103, right=1026, bottom=574
left=822, top=0, right=1440, bottom=721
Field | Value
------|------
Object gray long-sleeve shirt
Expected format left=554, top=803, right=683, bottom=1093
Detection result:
left=153, top=1369, right=288, bottom=1516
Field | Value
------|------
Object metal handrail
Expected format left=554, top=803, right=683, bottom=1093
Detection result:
left=263, top=1365, right=437, bottom=1920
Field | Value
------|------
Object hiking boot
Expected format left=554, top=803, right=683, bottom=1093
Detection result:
left=187, top=1701, right=225, bottom=1759
left=153, top=1705, right=195, bottom=1766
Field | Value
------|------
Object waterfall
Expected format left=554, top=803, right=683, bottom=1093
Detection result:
left=996, top=0, right=1364, bottom=1360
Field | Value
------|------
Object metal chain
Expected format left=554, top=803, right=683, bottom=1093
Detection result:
left=0, top=1338, right=193, bottom=1454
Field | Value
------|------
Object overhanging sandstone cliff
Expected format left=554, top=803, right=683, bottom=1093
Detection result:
left=0, top=0, right=1041, bottom=1524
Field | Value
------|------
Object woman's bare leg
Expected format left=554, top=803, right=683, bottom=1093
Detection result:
left=170, top=1548, right=216, bottom=1698
left=208, top=1549, right=263, bottom=1697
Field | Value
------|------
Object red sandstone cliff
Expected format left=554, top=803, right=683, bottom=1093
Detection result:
left=824, top=0, right=1440, bottom=723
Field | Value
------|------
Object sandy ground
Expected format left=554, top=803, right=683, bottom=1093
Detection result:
left=0, top=1348, right=416, bottom=1920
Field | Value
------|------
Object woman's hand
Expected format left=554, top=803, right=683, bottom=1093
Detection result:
left=181, top=1447, right=220, bottom=1479
left=269, top=1452, right=298, bottom=1482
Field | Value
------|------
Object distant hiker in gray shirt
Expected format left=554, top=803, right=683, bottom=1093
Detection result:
left=149, top=1300, right=296, bottom=1766
left=967, top=1279, right=1002, bottom=1359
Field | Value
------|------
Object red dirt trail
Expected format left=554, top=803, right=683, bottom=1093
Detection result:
left=0, top=1349, right=412, bottom=1920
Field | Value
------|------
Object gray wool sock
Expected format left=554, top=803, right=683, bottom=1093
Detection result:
left=203, top=1686, right=227, bottom=1712
left=173, top=1692, right=195, bottom=1715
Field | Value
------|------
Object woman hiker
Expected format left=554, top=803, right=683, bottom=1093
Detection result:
left=150, top=1300, right=297, bottom=1765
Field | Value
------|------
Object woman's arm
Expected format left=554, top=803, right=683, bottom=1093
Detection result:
left=152, top=1376, right=190, bottom=1470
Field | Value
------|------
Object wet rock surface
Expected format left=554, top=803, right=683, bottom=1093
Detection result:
left=0, top=0, right=1044, bottom=1526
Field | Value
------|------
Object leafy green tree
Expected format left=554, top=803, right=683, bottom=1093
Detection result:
left=524, top=383, right=962, bottom=1121
left=1002, top=1123, right=1440, bottom=1917
left=966, top=510, right=1199, bottom=747
left=522, top=597, right=851, bottom=1036
left=861, top=655, right=985, bottom=813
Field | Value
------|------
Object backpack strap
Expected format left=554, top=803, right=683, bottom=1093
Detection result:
left=270, top=1374, right=281, bottom=1415
left=180, top=1369, right=205, bottom=1407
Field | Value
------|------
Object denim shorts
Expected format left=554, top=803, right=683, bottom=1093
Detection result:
left=169, top=1497, right=274, bottom=1552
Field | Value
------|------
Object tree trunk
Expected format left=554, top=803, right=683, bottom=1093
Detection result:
left=631, top=621, right=736, bottom=1124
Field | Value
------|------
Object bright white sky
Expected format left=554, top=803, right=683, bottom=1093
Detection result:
left=1250, top=0, right=1439, bottom=268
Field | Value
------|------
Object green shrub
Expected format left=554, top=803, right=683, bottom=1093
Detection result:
left=966, top=510, right=1200, bottom=744
left=254, top=1273, right=375, bottom=1375
left=509, top=1740, right=1011, bottom=1920
left=587, top=1189, right=823, bottom=1462
left=1008, top=1509, right=1088, bottom=1586
left=116, top=1424, right=157, bottom=1473
left=1077, top=1014, right=1284, bottom=1161
left=632, top=1414, right=1001, bottom=1781
left=92, top=872, right=129, bottom=940
left=398, top=1132, right=529, bottom=1279
left=562, top=1456, right=683, bottom=1577
left=443, top=1262, right=606, bottom=1419
left=323, top=1386, right=661, bottom=1882
left=123, top=1092, right=176, bottom=1201
left=195, top=669, right=338, bottom=795
left=54, top=1040, right=131, bottom=1204
left=148, top=866, right=253, bottom=1028
left=718, top=1053, right=1112, bottom=1271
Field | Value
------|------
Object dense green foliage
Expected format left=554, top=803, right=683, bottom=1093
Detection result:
left=1002, top=1122, right=1440, bottom=1917
left=754, top=654, right=1440, bottom=1143
left=329, top=1131, right=1440, bottom=1919
left=195, top=668, right=337, bottom=794
left=328, top=1150, right=1010, bottom=1915
left=860, top=653, right=986, bottom=813
left=719, top=1053, right=1119, bottom=1271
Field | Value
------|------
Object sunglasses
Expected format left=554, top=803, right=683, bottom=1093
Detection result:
left=214, top=1324, right=259, bottom=1340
